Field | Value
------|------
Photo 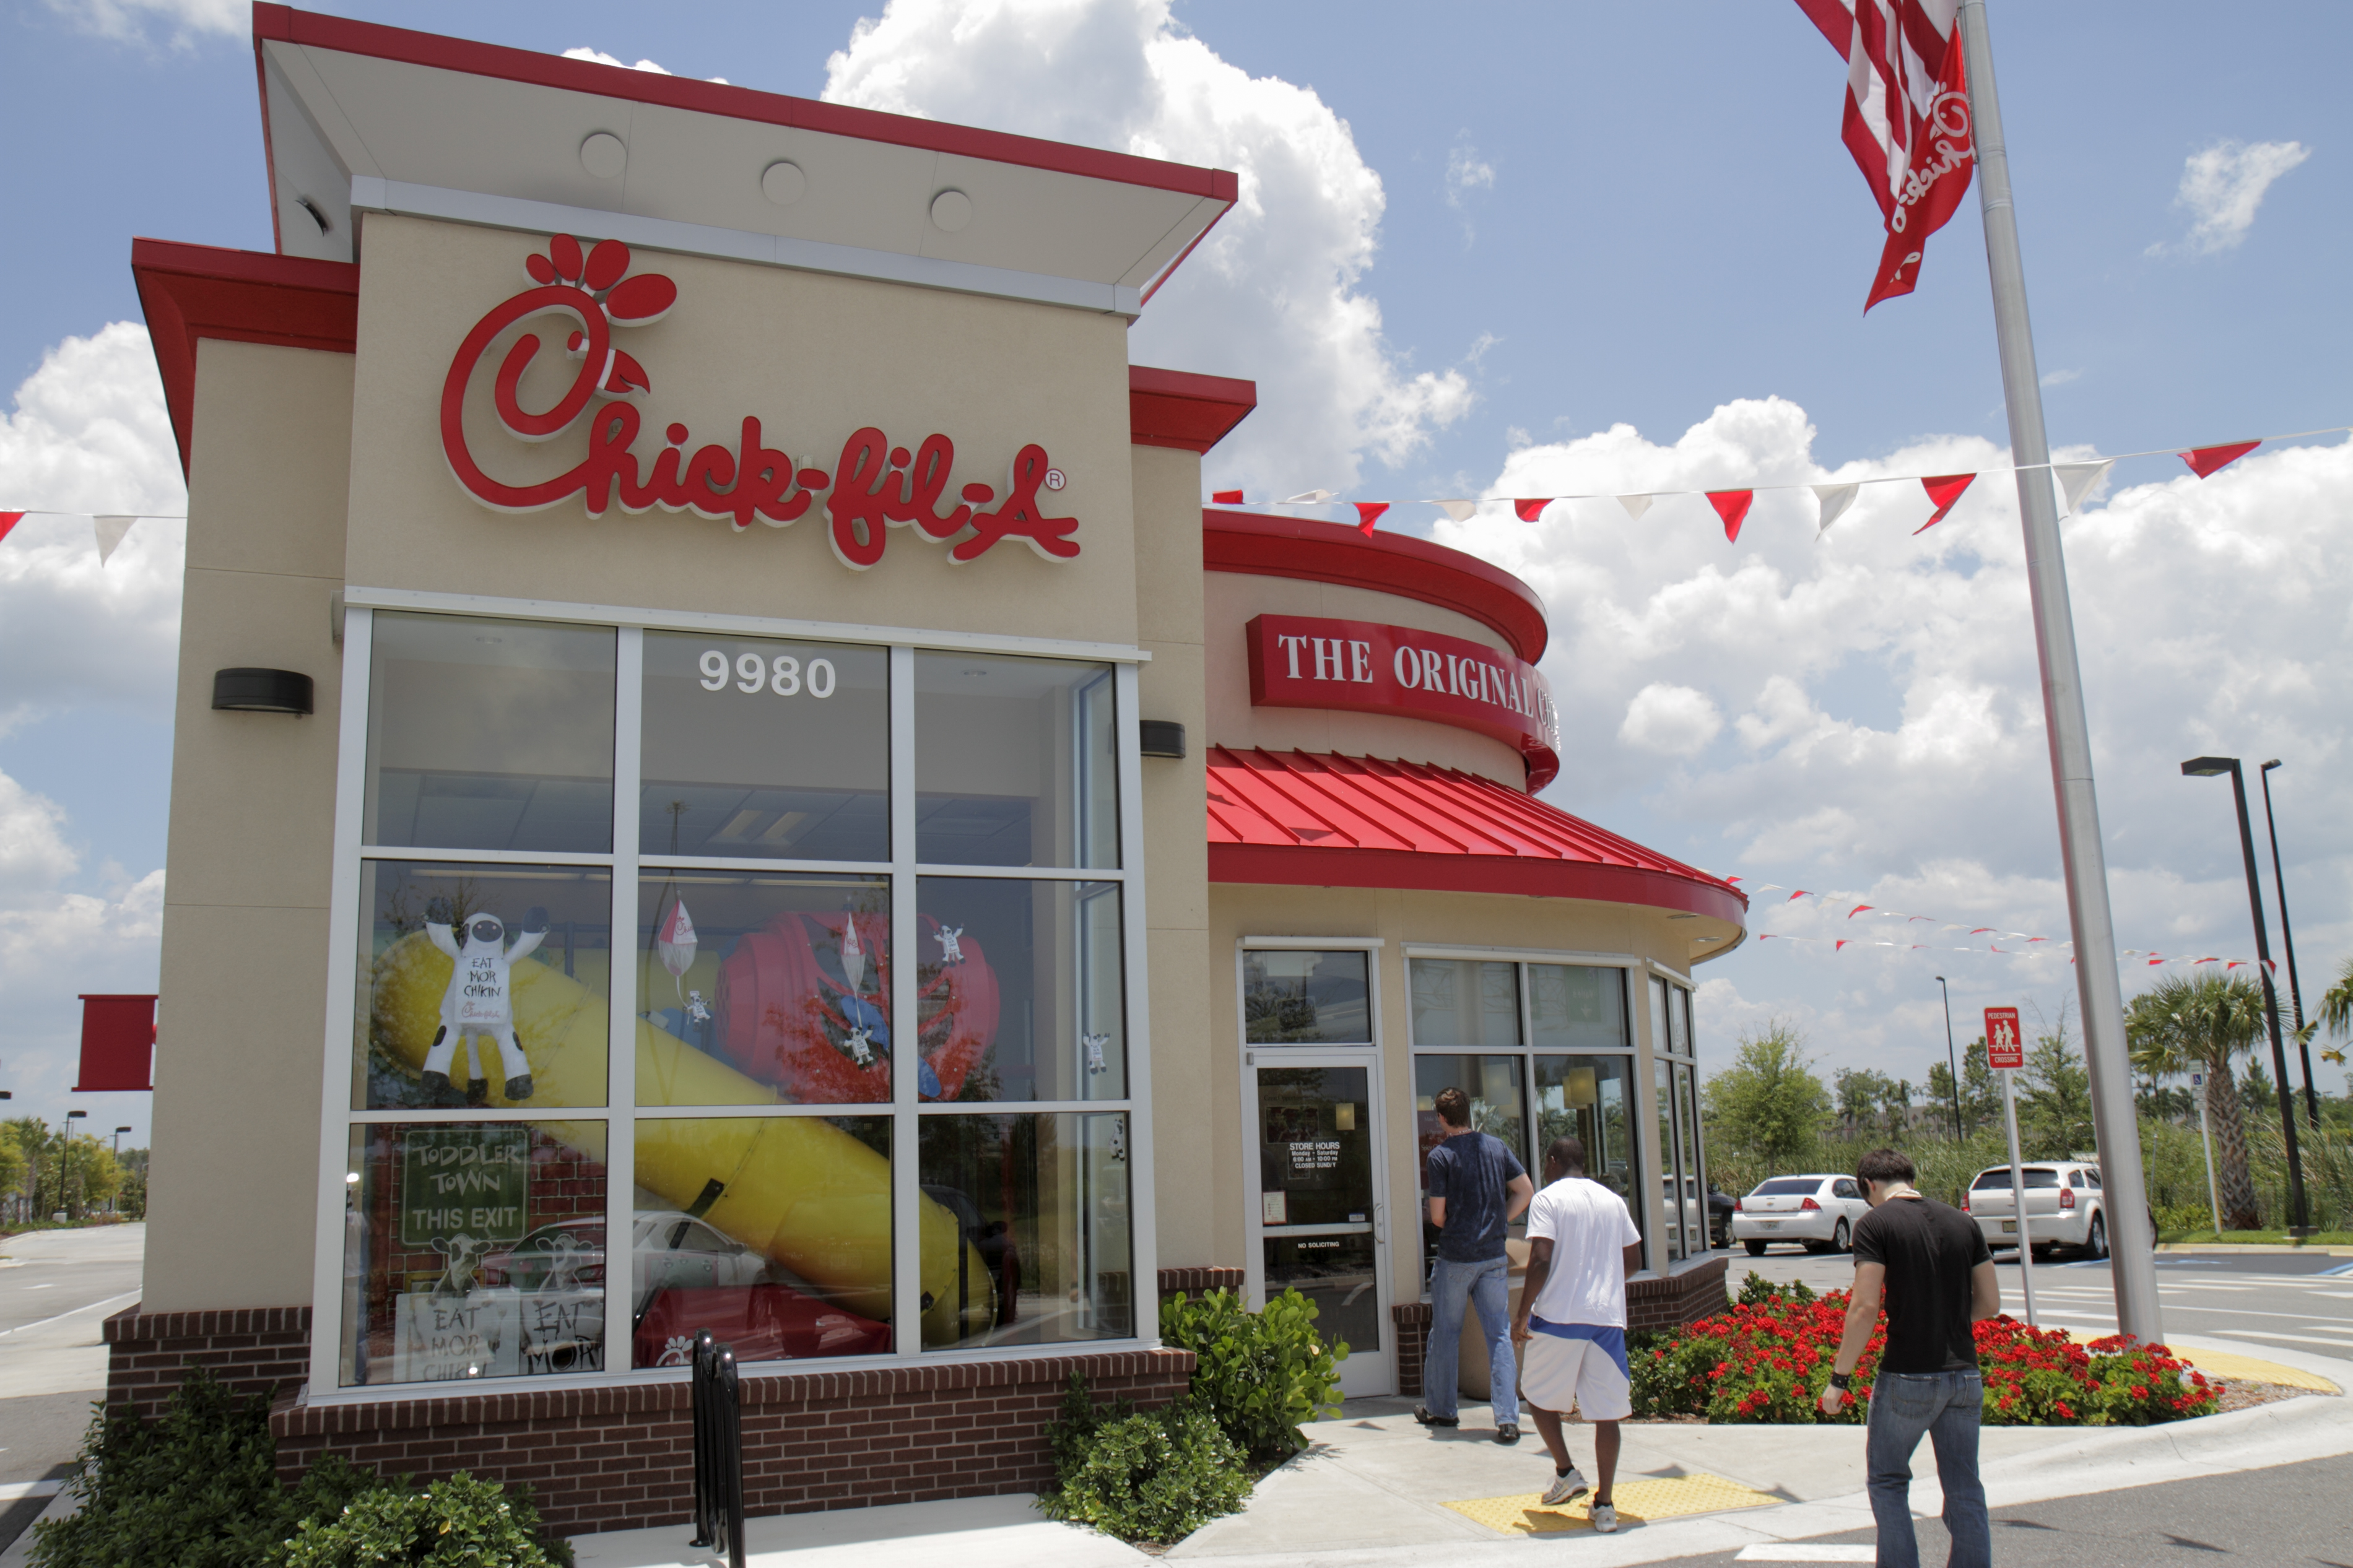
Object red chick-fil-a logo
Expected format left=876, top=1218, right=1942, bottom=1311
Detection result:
left=439, top=234, right=1079, bottom=568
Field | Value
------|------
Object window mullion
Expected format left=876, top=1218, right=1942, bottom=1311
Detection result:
left=889, top=645, right=920, bottom=1361
left=604, top=626, right=644, bottom=1377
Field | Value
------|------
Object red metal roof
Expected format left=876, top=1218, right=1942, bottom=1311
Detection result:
left=1130, top=366, right=1258, bottom=454
left=1204, top=748, right=1747, bottom=925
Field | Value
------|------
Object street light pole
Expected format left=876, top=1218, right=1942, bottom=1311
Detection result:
left=2256, top=761, right=2318, bottom=1130
left=1936, top=976, right=1965, bottom=1140
left=59, top=1109, right=87, bottom=1221
left=2181, top=756, right=2312, bottom=1233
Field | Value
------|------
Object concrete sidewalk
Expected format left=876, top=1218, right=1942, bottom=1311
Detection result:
left=570, top=1333, right=2351, bottom=1568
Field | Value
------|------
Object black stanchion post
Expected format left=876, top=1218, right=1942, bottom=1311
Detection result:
left=687, top=1330, right=747, bottom=1568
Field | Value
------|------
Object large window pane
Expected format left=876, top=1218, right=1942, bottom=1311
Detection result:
left=1655, top=1057, right=1682, bottom=1264
left=637, top=870, right=889, bottom=1107
left=914, top=654, right=1118, bottom=868
left=639, top=633, right=888, bottom=862
left=1409, top=958, right=1521, bottom=1046
left=632, top=1116, right=892, bottom=1366
left=355, top=862, right=611, bottom=1111
left=1670, top=984, right=1692, bottom=1055
left=1534, top=1054, right=1640, bottom=1240
left=1243, top=950, right=1371, bottom=1044
left=1529, top=964, right=1627, bottom=1051
left=916, top=1112, right=1131, bottom=1350
left=915, top=877, right=1125, bottom=1102
left=1676, top=1062, right=1705, bottom=1254
left=1412, top=1054, right=1525, bottom=1281
left=365, top=613, right=615, bottom=852
left=339, top=1121, right=607, bottom=1388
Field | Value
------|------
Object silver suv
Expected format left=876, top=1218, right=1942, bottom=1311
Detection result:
left=1961, top=1160, right=2110, bottom=1260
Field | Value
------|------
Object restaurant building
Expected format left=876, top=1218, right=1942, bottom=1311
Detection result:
left=110, top=6, right=1746, bottom=1534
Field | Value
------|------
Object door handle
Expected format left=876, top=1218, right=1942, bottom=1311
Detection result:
left=1374, top=1202, right=1386, bottom=1244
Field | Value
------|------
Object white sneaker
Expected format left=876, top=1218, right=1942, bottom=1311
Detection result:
left=1590, top=1501, right=1619, bottom=1534
left=1540, top=1468, right=1588, bottom=1507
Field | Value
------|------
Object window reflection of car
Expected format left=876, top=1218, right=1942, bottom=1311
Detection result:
left=923, top=1184, right=1015, bottom=1329
left=484, top=1215, right=891, bottom=1367
left=1707, top=1183, right=1736, bottom=1248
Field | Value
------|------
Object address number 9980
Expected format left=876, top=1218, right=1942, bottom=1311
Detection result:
left=699, top=649, right=838, bottom=698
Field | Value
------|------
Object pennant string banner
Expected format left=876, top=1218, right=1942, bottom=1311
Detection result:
left=1707, top=490, right=1754, bottom=543
left=1913, top=472, right=1975, bottom=534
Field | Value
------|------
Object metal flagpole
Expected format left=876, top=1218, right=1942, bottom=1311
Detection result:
left=1955, top=1, right=2161, bottom=1345
left=1998, top=1064, right=2038, bottom=1327
left=2191, top=1071, right=2220, bottom=1236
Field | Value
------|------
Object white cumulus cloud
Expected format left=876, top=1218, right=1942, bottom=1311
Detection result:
left=561, top=46, right=728, bottom=84
left=1620, top=682, right=1722, bottom=757
left=2155, top=138, right=2310, bottom=256
left=820, top=0, right=1473, bottom=495
left=41, top=0, right=242, bottom=46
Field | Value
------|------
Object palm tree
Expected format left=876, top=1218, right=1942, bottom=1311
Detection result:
left=2318, top=953, right=2353, bottom=1068
left=2126, top=975, right=2265, bottom=1229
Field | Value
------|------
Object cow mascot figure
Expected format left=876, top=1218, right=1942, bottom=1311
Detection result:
left=422, top=898, right=547, bottom=1106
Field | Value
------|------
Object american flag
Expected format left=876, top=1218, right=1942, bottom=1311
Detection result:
left=1795, top=0, right=1977, bottom=309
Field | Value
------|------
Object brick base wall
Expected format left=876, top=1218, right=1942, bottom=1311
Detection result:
left=103, top=1304, right=1193, bottom=1538
left=105, top=1305, right=313, bottom=1424
left=1628, top=1256, right=1730, bottom=1335
left=1157, top=1266, right=1246, bottom=1301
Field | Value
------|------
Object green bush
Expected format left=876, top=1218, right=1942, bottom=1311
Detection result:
left=1160, top=1287, right=1346, bottom=1460
left=32, top=1371, right=372, bottom=1568
left=1038, top=1378, right=1248, bottom=1545
left=30, top=1369, right=570, bottom=1567
left=272, top=1471, right=572, bottom=1567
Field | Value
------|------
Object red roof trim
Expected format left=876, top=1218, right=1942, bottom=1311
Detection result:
left=1204, top=509, right=1550, bottom=664
left=1129, top=365, right=1257, bottom=454
left=1204, top=748, right=1746, bottom=925
left=131, top=238, right=360, bottom=477
left=253, top=6, right=1238, bottom=204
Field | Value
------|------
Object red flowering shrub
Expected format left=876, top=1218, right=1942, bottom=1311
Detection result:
left=1629, top=1275, right=2219, bottom=1427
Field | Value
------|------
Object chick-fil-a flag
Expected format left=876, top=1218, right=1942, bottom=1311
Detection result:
left=1794, top=0, right=1977, bottom=310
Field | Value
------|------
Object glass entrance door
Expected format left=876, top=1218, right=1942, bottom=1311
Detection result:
left=1246, top=1060, right=1388, bottom=1397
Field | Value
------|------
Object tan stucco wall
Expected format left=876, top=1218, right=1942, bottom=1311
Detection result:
left=1203, top=571, right=1526, bottom=786
left=346, top=214, right=1138, bottom=647
left=147, top=339, right=354, bottom=1311
left=1131, top=444, right=1212, bottom=1272
left=1206, top=882, right=1703, bottom=1390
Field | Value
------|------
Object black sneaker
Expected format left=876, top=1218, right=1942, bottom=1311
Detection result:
left=1412, top=1406, right=1459, bottom=1428
left=1495, top=1423, right=1520, bottom=1445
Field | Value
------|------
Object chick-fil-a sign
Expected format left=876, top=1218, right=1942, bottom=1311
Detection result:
left=440, top=234, right=1078, bottom=570
left=1245, top=613, right=1561, bottom=789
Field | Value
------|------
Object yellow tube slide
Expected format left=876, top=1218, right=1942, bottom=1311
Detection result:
left=370, top=932, right=993, bottom=1345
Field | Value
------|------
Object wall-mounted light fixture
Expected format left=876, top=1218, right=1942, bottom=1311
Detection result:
left=1139, top=720, right=1187, bottom=759
left=212, top=668, right=314, bottom=715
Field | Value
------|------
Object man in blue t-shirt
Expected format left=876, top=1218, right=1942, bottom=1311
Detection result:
left=1418, top=1086, right=1534, bottom=1442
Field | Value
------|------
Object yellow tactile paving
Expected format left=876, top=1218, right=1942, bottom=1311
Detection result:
left=1443, top=1471, right=1780, bottom=1535
left=2059, top=1332, right=2342, bottom=1394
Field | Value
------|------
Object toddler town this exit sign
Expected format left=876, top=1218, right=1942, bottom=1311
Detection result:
left=1245, top=613, right=1560, bottom=789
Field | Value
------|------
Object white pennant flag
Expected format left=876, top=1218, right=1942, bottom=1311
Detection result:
left=1429, top=499, right=1477, bottom=523
left=1281, top=488, right=1336, bottom=505
left=94, top=515, right=137, bottom=565
left=1811, top=483, right=1860, bottom=536
left=1617, top=494, right=1653, bottom=520
left=2053, top=460, right=2113, bottom=516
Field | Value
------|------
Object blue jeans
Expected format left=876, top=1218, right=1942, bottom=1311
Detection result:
left=1423, top=1256, right=1516, bottom=1425
left=1865, top=1371, right=1988, bottom=1568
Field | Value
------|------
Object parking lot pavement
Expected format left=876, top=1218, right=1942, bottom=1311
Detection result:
left=1633, top=1450, right=2353, bottom=1566
left=0, top=1225, right=143, bottom=1555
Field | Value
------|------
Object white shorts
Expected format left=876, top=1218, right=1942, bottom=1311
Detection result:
left=1519, top=1320, right=1632, bottom=1422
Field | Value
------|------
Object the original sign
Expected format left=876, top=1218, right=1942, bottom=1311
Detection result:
left=1984, top=1007, right=2024, bottom=1071
left=1245, top=613, right=1561, bottom=788
left=441, top=234, right=1079, bottom=569
left=399, top=1125, right=531, bottom=1246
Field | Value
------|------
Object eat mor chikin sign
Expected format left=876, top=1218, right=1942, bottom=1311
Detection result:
left=440, top=235, right=1079, bottom=570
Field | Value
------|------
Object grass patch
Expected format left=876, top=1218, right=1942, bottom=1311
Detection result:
left=2157, top=1229, right=2353, bottom=1247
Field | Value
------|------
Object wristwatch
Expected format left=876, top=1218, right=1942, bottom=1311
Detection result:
left=1828, top=1371, right=1852, bottom=1391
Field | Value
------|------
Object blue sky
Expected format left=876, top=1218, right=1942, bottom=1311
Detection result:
left=2, top=0, right=2347, bottom=1144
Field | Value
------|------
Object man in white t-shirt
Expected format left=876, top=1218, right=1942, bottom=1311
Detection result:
left=1511, top=1135, right=1644, bottom=1534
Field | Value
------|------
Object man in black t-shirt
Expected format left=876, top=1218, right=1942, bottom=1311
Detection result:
left=1817, top=1147, right=1999, bottom=1568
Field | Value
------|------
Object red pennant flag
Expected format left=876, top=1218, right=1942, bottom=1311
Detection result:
left=0, top=511, right=22, bottom=544
left=1211, top=490, right=1243, bottom=505
left=1788, top=889, right=1811, bottom=901
left=2180, top=441, right=2259, bottom=479
left=1513, top=498, right=1549, bottom=522
left=1969, top=927, right=1994, bottom=935
left=1707, top=490, right=1754, bottom=542
left=1835, top=939, right=1850, bottom=951
left=1914, top=472, right=1975, bottom=533
left=1848, top=904, right=1874, bottom=919
left=1352, top=501, right=1390, bottom=535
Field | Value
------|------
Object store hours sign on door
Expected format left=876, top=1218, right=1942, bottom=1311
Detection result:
left=1245, top=613, right=1562, bottom=788
left=440, top=234, right=1080, bottom=570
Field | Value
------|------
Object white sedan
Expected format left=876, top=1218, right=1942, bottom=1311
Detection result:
left=1731, top=1174, right=1871, bottom=1256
